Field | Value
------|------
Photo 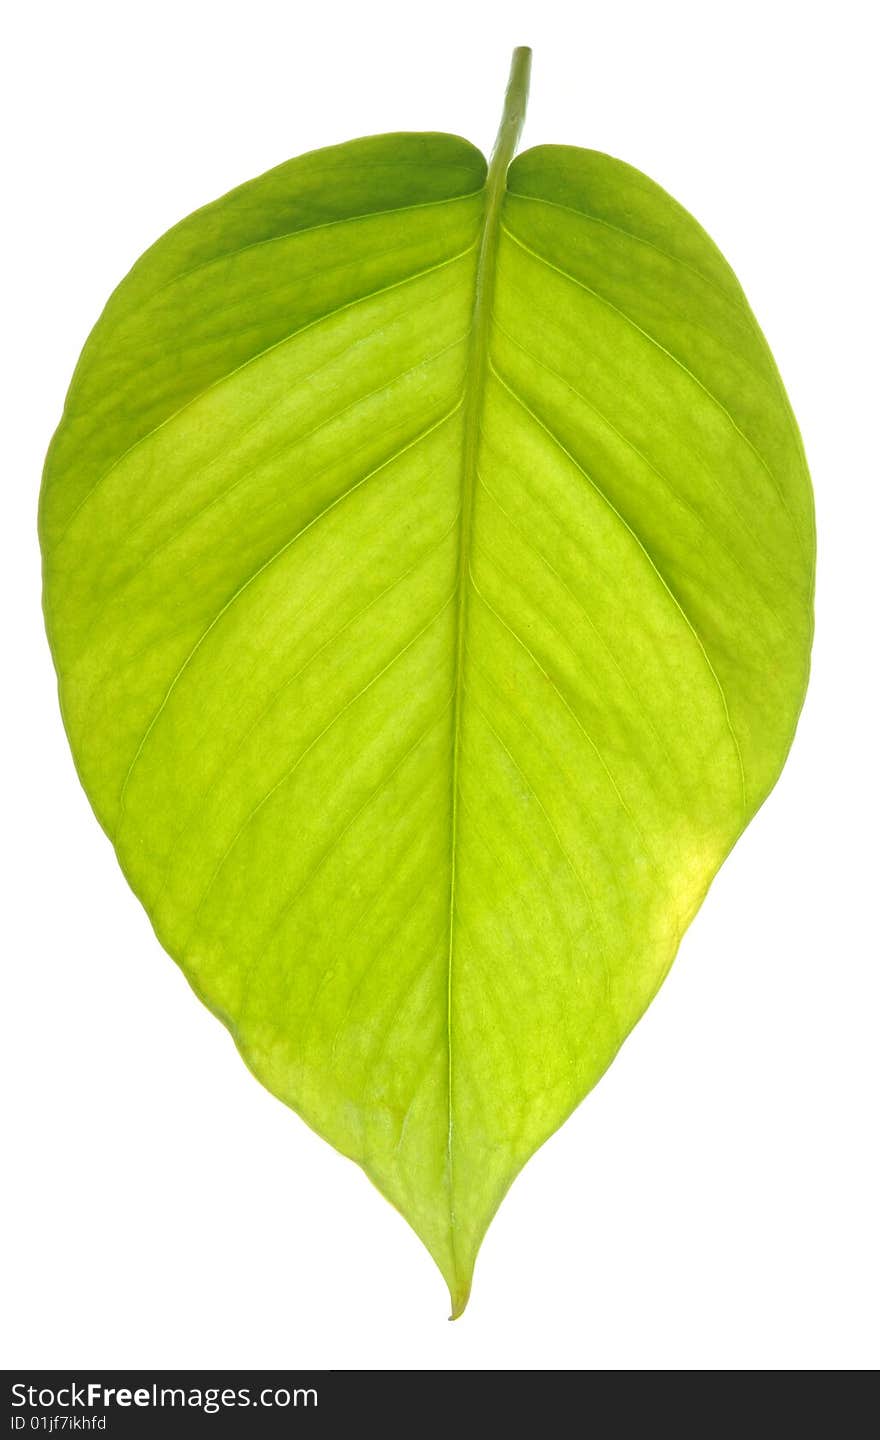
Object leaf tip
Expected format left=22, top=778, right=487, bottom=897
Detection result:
left=447, top=1284, right=471, bottom=1320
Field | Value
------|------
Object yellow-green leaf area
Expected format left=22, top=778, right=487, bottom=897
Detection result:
left=40, top=51, right=814, bottom=1316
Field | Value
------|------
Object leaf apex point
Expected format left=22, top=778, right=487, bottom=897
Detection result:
left=448, top=1287, right=471, bottom=1321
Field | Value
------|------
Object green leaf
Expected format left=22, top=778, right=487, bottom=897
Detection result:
left=40, top=48, right=814, bottom=1316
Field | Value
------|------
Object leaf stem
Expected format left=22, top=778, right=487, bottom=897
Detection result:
left=487, top=46, right=532, bottom=191
left=445, top=45, right=532, bottom=1320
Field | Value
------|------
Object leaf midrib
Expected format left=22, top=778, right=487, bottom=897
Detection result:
left=444, top=51, right=530, bottom=1308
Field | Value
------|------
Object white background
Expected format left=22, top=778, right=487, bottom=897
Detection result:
left=3, top=0, right=877, bottom=1371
